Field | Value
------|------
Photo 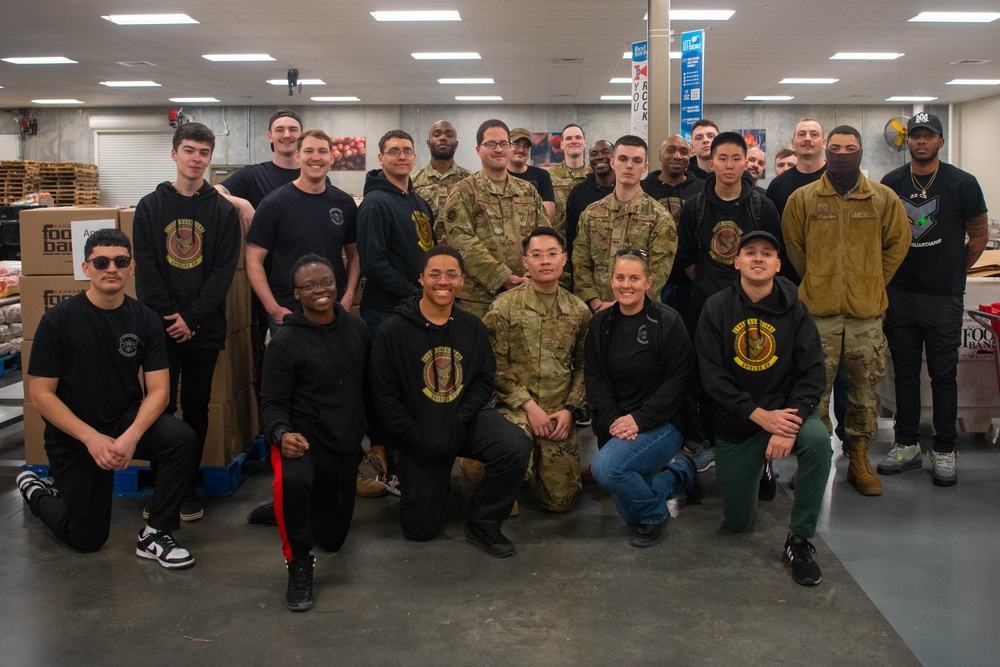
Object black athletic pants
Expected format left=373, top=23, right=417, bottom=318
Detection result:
left=166, top=347, right=221, bottom=472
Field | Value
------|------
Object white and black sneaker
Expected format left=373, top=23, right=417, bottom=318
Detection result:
left=136, top=529, right=195, bottom=569
left=783, top=533, right=822, bottom=586
left=17, top=470, right=60, bottom=506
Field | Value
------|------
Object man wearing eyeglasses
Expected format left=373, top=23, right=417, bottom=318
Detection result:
left=19, top=228, right=199, bottom=568
left=443, top=119, right=548, bottom=319
left=412, top=120, right=471, bottom=244
left=133, top=122, right=241, bottom=521
left=484, top=227, right=590, bottom=512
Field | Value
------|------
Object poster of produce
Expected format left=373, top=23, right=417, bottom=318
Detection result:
left=330, top=136, right=366, bottom=171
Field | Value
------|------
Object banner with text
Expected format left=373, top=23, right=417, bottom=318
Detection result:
left=680, top=30, right=705, bottom=142
left=630, top=41, right=648, bottom=141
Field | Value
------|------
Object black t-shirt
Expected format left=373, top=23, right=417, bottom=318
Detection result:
left=607, top=310, right=660, bottom=413
left=220, top=161, right=300, bottom=209
left=766, top=165, right=826, bottom=216
left=28, top=293, right=169, bottom=454
left=247, top=182, right=358, bottom=311
left=509, top=165, right=555, bottom=202
left=881, top=162, right=987, bottom=296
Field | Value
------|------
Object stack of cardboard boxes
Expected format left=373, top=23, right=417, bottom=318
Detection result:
left=21, top=206, right=257, bottom=470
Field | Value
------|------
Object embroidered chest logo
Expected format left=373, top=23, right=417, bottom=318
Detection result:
left=732, top=318, right=778, bottom=371
left=636, top=324, right=650, bottom=345
left=902, top=196, right=939, bottom=241
left=413, top=210, right=434, bottom=251
left=660, top=196, right=683, bottom=221
left=119, top=334, right=139, bottom=358
left=709, top=220, right=741, bottom=265
left=422, top=347, right=465, bottom=403
left=165, top=219, right=205, bottom=269
left=330, top=208, right=345, bottom=225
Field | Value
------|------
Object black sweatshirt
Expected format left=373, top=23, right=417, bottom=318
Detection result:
left=695, top=276, right=826, bottom=443
left=133, top=180, right=240, bottom=349
left=357, top=169, right=436, bottom=313
left=369, top=294, right=495, bottom=462
left=260, top=304, right=383, bottom=453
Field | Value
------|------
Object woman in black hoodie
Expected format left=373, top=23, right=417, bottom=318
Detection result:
left=260, top=254, right=382, bottom=612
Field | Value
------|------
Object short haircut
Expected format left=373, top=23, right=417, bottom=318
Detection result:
left=297, top=129, right=332, bottom=151
left=379, top=129, right=414, bottom=153
left=522, top=226, right=566, bottom=254
left=775, top=147, right=795, bottom=161
left=269, top=109, right=303, bottom=132
left=476, top=119, right=509, bottom=145
left=828, top=125, right=861, bottom=142
left=84, top=228, right=132, bottom=259
left=172, top=122, right=215, bottom=151
left=562, top=123, right=585, bottom=138
left=613, top=134, right=648, bottom=156
left=290, top=253, right=335, bottom=287
left=421, top=245, right=465, bottom=274
left=796, top=117, right=824, bottom=134
left=711, top=132, right=747, bottom=157
left=691, top=119, right=719, bottom=134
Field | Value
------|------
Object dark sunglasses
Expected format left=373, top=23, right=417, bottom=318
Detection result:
left=614, top=248, right=648, bottom=260
left=87, top=255, right=132, bottom=270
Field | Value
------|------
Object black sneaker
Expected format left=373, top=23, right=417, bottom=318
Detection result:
left=630, top=521, right=665, bottom=548
left=574, top=409, right=592, bottom=428
left=759, top=461, right=777, bottom=501
left=247, top=498, right=278, bottom=526
left=180, top=494, right=204, bottom=522
left=16, top=471, right=60, bottom=506
left=681, top=455, right=705, bottom=505
left=464, top=524, right=515, bottom=558
left=136, top=530, right=195, bottom=569
left=783, top=533, right=822, bottom=586
left=285, top=555, right=315, bottom=612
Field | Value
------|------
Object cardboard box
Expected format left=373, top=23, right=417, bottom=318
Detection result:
left=208, top=326, right=252, bottom=403
left=21, top=274, right=136, bottom=340
left=20, top=207, right=120, bottom=275
left=23, top=400, right=47, bottom=466
left=118, top=207, right=134, bottom=242
left=227, top=269, right=251, bottom=333
left=202, top=388, right=258, bottom=467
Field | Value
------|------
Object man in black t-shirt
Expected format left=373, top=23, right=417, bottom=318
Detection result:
left=767, top=118, right=827, bottom=217
left=877, top=112, right=990, bottom=487
left=18, top=229, right=199, bottom=568
left=508, top=127, right=556, bottom=223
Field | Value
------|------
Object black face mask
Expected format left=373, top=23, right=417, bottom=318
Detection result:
left=825, top=148, right=863, bottom=194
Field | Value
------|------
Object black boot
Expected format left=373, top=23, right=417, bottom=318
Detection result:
left=286, top=555, right=315, bottom=611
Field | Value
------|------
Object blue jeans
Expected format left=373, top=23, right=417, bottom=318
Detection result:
left=360, top=306, right=394, bottom=335
left=591, top=421, right=691, bottom=525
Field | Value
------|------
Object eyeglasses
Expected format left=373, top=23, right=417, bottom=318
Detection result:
left=480, top=141, right=511, bottom=150
left=425, top=270, right=462, bottom=281
left=615, top=248, right=648, bottom=259
left=87, top=255, right=131, bottom=270
left=384, top=147, right=415, bottom=157
left=294, top=277, right=335, bottom=291
left=525, top=250, right=564, bottom=260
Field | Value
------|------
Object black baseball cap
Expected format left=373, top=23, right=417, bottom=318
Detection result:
left=268, top=109, right=303, bottom=131
left=906, top=112, right=943, bottom=136
left=739, top=230, right=780, bottom=252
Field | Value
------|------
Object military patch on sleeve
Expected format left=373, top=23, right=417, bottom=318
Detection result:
left=447, top=208, right=458, bottom=223
left=488, top=328, right=497, bottom=347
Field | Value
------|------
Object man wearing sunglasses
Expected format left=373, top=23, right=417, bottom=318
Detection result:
left=133, top=122, right=241, bottom=522
left=18, top=229, right=199, bottom=568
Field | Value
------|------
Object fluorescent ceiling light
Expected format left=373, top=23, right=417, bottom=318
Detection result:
left=438, top=78, right=494, bottom=84
left=744, top=95, right=794, bottom=101
left=455, top=96, right=502, bottom=101
left=624, top=51, right=681, bottom=59
left=101, top=14, right=198, bottom=25
left=780, top=78, right=839, bottom=84
left=371, top=11, right=460, bottom=21
left=412, top=52, right=480, bottom=60
left=32, top=99, right=84, bottom=104
left=311, top=96, right=360, bottom=102
left=169, top=97, right=220, bottom=103
left=268, top=79, right=325, bottom=85
left=601, top=95, right=631, bottom=101
left=886, top=96, right=937, bottom=102
left=100, top=80, right=161, bottom=87
left=831, top=52, right=903, bottom=60
left=202, top=54, right=275, bottom=62
left=644, top=10, right=734, bottom=20
left=946, top=79, right=1000, bottom=85
left=610, top=77, right=632, bottom=84
left=2, top=56, right=77, bottom=65
left=909, top=12, right=1000, bottom=23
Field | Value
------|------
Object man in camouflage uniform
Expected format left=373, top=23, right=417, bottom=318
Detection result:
left=547, top=124, right=592, bottom=236
left=411, top=120, right=471, bottom=243
left=443, top=119, right=548, bottom=319
left=573, top=135, right=677, bottom=313
left=485, top=227, right=590, bottom=511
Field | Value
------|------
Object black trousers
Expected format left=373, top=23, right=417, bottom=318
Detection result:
left=396, top=407, right=531, bottom=542
left=272, top=445, right=364, bottom=560
left=28, top=413, right=198, bottom=553
left=884, top=284, right=964, bottom=452
left=166, top=347, right=221, bottom=466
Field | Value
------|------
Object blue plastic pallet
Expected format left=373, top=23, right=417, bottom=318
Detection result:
left=0, top=352, right=21, bottom=378
left=22, top=436, right=267, bottom=498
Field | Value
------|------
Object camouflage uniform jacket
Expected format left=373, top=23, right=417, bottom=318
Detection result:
left=443, top=171, right=547, bottom=305
left=484, top=283, right=590, bottom=413
left=547, top=162, right=592, bottom=235
left=572, top=190, right=677, bottom=303
left=412, top=162, right=472, bottom=239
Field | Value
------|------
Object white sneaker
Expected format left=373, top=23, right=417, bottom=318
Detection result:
left=931, top=451, right=957, bottom=487
left=136, top=530, right=195, bottom=569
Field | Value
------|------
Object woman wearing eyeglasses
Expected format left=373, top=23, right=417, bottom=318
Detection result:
left=584, top=249, right=703, bottom=548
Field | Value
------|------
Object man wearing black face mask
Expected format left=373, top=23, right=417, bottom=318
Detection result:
left=782, top=125, right=911, bottom=497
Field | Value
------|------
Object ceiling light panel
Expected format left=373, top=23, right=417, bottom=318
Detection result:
left=32, top=99, right=84, bottom=104
left=413, top=52, right=480, bottom=60
left=438, top=78, right=494, bottom=84
left=946, top=79, right=1000, bottom=85
left=455, top=96, right=502, bottom=101
left=169, top=97, right=220, bottom=103
left=311, top=96, right=360, bottom=102
left=779, top=78, right=838, bottom=84
left=371, top=11, right=461, bottom=21
left=202, top=54, right=275, bottom=62
left=744, top=95, right=794, bottom=101
left=268, top=79, right=325, bottom=85
left=100, top=81, right=160, bottom=87
left=2, top=56, right=77, bottom=65
left=102, top=14, right=198, bottom=25
left=830, top=52, right=903, bottom=60
left=885, top=96, right=937, bottom=102
left=909, top=12, right=1000, bottom=23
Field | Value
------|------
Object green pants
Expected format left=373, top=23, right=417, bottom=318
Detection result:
left=715, top=412, right=832, bottom=538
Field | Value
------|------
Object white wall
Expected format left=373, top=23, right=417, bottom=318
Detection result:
left=954, top=94, right=1000, bottom=216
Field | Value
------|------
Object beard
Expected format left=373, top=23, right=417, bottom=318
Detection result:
left=910, top=145, right=940, bottom=166
left=430, top=145, right=457, bottom=160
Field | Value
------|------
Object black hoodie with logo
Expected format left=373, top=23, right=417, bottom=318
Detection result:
left=695, top=276, right=826, bottom=443
left=133, top=180, right=240, bottom=349
left=369, top=294, right=495, bottom=462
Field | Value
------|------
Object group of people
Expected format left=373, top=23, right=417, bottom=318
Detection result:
left=16, top=109, right=988, bottom=615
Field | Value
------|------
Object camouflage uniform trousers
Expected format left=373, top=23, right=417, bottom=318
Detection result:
left=499, top=406, right=581, bottom=513
left=812, top=315, right=886, bottom=440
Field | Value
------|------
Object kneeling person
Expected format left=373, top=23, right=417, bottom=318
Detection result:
left=18, top=229, right=199, bottom=568
left=695, top=231, right=832, bottom=585
left=370, top=247, right=532, bottom=556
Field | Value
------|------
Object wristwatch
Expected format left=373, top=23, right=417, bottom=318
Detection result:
left=273, top=427, right=291, bottom=445
left=565, top=404, right=586, bottom=422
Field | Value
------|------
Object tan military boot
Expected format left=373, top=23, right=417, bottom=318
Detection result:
left=459, top=457, right=485, bottom=483
left=846, top=437, right=882, bottom=496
